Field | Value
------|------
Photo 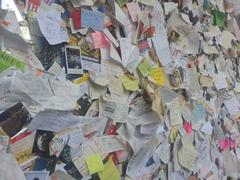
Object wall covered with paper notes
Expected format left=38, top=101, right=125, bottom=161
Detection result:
left=1, top=0, right=240, bottom=179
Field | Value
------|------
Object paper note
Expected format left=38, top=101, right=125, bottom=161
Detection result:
left=219, top=138, right=236, bottom=151
left=1, top=11, right=19, bottom=33
left=0, top=26, right=28, bottom=52
left=140, top=122, right=160, bottom=135
left=150, top=67, right=165, bottom=86
left=137, top=58, right=153, bottom=77
left=37, top=8, right=69, bottom=45
left=0, top=136, right=9, bottom=153
left=199, top=76, right=213, bottom=87
left=47, top=62, right=62, bottom=77
left=73, top=139, right=107, bottom=177
left=137, top=0, right=156, bottom=6
left=71, top=0, right=93, bottom=7
left=100, top=100, right=129, bottom=123
left=119, top=38, right=135, bottom=67
left=183, top=121, right=192, bottom=135
left=114, top=1, right=128, bottom=26
left=103, top=28, right=119, bottom=47
left=92, top=32, right=110, bottom=49
left=10, top=131, right=36, bottom=164
left=116, top=0, right=127, bottom=7
left=139, top=111, right=161, bottom=125
left=98, top=135, right=126, bottom=154
left=224, top=97, right=240, bottom=116
left=28, top=110, right=81, bottom=132
left=152, top=29, right=171, bottom=66
left=178, top=143, right=197, bottom=171
left=0, top=51, right=25, bottom=72
left=81, top=9, right=104, bottom=31
left=126, top=3, right=140, bottom=22
left=214, top=73, right=228, bottom=90
left=49, top=136, right=66, bottom=157
left=164, top=2, right=178, bottom=15
left=120, top=74, right=139, bottom=91
left=191, top=104, right=206, bottom=123
left=81, top=55, right=101, bottom=73
left=110, top=43, right=122, bottom=64
left=213, top=10, right=225, bottom=27
left=28, top=0, right=41, bottom=12
left=8, top=49, right=44, bottom=70
left=126, top=147, right=154, bottom=178
left=85, top=154, right=104, bottom=175
left=201, top=122, right=213, bottom=135
left=24, top=171, right=49, bottom=180
left=98, top=159, right=120, bottom=180
left=219, top=30, right=236, bottom=49
left=0, top=153, right=27, bottom=180
left=170, top=98, right=183, bottom=126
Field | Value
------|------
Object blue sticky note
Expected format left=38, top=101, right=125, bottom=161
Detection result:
left=191, top=104, right=206, bottom=123
left=97, top=5, right=105, bottom=13
left=81, top=9, right=104, bottom=31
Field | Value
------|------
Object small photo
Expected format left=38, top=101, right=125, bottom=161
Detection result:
left=65, top=45, right=83, bottom=74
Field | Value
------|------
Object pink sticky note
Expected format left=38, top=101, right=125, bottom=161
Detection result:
left=183, top=121, right=192, bottom=135
left=126, top=3, right=140, bottom=22
left=219, top=138, right=230, bottom=151
left=91, top=32, right=110, bottom=49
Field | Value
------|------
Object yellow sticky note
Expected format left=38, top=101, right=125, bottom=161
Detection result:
left=120, top=74, right=139, bottom=91
left=85, top=154, right=104, bottom=175
left=73, top=73, right=90, bottom=85
left=168, top=127, right=179, bottom=144
left=98, top=159, right=120, bottom=180
left=150, top=67, right=165, bottom=86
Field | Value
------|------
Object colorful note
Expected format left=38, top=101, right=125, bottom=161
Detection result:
left=137, top=58, right=153, bottom=77
left=91, top=32, right=110, bottom=49
left=85, top=154, right=104, bottom=175
left=191, top=104, right=206, bottom=123
left=98, top=159, right=120, bottom=180
left=28, top=0, right=41, bottom=12
left=116, top=0, right=127, bottom=7
left=183, top=121, right=192, bottom=135
left=168, top=127, right=179, bottom=143
left=81, top=9, right=104, bottom=31
left=0, top=51, right=25, bottom=72
left=150, top=67, right=165, bottom=86
left=120, top=74, right=139, bottom=91
left=213, top=10, right=225, bottom=27
left=219, top=138, right=236, bottom=151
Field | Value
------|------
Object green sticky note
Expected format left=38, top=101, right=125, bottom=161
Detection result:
left=138, top=58, right=153, bottom=77
left=0, top=51, right=25, bottom=72
left=213, top=10, right=225, bottom=27
left=85, top=154, right=104, bottom=175
left=116, top=0, right=127, bottom=7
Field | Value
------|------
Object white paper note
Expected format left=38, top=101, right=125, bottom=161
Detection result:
left=29, top=110, right=81, bottom=132
left=37, top=8, right=69, bottom=45
left=151, top=28, right=172, bottom=66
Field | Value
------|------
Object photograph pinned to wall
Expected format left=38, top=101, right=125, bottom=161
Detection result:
left=80, top=49, right=101, bottom=72
left=14, top=0, right=28, bottom=15
left=65, top=45, right=83, bottom=74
